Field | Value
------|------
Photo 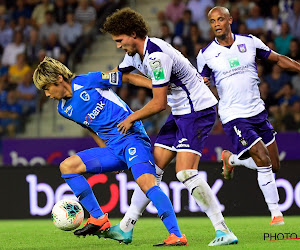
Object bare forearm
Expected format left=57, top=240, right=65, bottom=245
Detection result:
left=277, top=54, right=300, bottom=72
left=127, top=99, right=166, bottom=123
left=122, top=73, right=152, bottom=89
left=269, top=51, right=300, bottom=72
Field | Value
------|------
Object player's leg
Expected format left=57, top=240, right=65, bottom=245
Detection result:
left=221, top=111, right=279, bottom=176
left=61, top=147, right=127, bottom=236
left=249, top=141, right=283, bottom=225
left=267, top=140, right=280, bottom=173
left=118, top=146, right=175, bottom=232
left=174, top=107, right=238, bottom=246
left=98, top=114, right=177, bottom=241
left=131, top=163, right=187, bottom=246
left=222, top=112, right=283, bottom=224
left=97, top=147, right=176, bottom=244
left=175, top=152, right=237, bottom=246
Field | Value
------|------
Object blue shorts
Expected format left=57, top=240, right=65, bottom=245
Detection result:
left=222, top=110, right=276, bottom=159
left=76, top=138, right=155, bottom=179
left=154, top=106, right=216, bottom=156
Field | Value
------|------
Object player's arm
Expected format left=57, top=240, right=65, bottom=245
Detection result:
left=117, top=85, right=168, bottom=134
left=87, top=127, right=107, bottom=148
left=122, top=73, right=152, bottom=89
left=267, top=51, right=300, bottom=72
left=106, top=67, right=152, bottom=89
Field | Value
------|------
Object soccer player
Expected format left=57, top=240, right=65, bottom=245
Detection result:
left=32, top=57, right=188, bottom=246
left=99, top=8, right=238, bottom=246
left=197, top=6, right=300, bottom=225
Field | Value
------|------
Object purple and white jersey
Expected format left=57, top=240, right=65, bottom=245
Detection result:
left=118, top=36, right=217, bottom=115
left=197, top=34, right=271, bottom=124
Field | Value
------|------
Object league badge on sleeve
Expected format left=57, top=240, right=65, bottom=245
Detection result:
left=109, top=72, right=119, bottom=85
left=149, top=59, right=165, bottom=81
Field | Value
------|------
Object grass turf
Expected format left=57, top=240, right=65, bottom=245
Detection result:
left=0, top=216, right=299, bottom=249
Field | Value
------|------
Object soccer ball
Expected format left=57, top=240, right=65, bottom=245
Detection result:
left=51, top=199, right=84, bottom=231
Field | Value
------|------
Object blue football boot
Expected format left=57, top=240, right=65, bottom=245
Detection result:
left=208, top=229, right=238, bottom=246
left=95, top=223, right=133, bottom=244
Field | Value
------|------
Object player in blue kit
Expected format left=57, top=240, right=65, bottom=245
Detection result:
left=100, top=7, right=238, bottom=247
left=197, top=6, right=300, bottom=225
left=32, top=57, right=188, bottom=246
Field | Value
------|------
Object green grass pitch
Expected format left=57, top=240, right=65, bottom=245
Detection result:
left=1, top=216, right=299, bottom=249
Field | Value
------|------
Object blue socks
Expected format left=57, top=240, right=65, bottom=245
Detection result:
left=62, top=173, right=103, bottom=219
left=146, top=186, right=182, bottom=237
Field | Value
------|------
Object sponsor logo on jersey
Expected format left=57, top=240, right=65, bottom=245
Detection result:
left=149, top=59, right=165, bottom=81
left=228, top=57, right=240, bottom=68
left=109, top=72, right=119, bottom=85
left=237, top=44, right=247, bottom=53
left=64, top=105, right=73, bottom=117
left=128, top=147, right=136, bottom=155
left=80, top=91, right=90, bottom=101
left=83, top=101, right=105, bottom=126
left=101, top=73, right=109, bottom=79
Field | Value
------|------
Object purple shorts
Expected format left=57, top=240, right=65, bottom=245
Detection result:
left=222, top=110, right=276, bottom=159
left=154, top=106, right=216, bottom=156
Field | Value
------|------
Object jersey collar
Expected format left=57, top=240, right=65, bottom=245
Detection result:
left=214, top=33, right=235, bottom=45
left=143, top=36, right=149, bottom=56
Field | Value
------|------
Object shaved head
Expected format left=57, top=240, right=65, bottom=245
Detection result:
left=208, top=6, right=231, bottom=19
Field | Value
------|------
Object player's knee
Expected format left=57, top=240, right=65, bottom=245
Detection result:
left=176, top=169, right=198, bottom=182
left=60, top=155, right=84, bottom=175
left=136, top=173, right=156, bottom=193
left=251, top=148, right=271, bottom=166
left=59, top=159, right=72, bottom=175
left=260, top=154, right=271, bottom=166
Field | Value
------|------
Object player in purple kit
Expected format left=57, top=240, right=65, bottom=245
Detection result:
left=98, top=7, right=238, bottom=246
left=197, top=6, right=300, bottom=225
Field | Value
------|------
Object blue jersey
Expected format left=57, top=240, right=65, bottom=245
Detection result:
left=57, top=71, right=150, bottom=146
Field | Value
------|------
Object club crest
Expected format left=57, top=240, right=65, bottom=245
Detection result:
left=128, top=147, right=136, bottom=155
left=237, top=44, right=247, bottom=53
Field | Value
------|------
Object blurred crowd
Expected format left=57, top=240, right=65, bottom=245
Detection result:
left=1, top=0, right=300, bottom=138
left=0, top=0, right=117, bottom=137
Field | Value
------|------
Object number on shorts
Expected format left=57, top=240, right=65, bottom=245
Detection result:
left=233, top=125, right=242, bottom=138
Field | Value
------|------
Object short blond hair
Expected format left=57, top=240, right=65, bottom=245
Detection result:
left=33, top=57, right=75, bottom=90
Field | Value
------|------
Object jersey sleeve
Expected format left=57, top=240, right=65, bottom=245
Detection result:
left=148, top=52, right=173, bottom=88
left=250, top=34, right=271, bottom=60
left=87, top=71, right=122, bottom=89
left=196, top=50, right=212, bottom=77
left=118, top=54, right=136, bottom=73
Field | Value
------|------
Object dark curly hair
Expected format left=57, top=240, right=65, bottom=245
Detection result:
left=101, top=7, right=149, bottom=38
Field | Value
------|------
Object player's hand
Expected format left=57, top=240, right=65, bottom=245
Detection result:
left=117, top=117, right=133, bottom=134
left=203, top=77, right=210, bottom=87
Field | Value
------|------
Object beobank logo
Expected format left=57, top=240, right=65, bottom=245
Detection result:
left=26, top=171, right=300, bottom=217
left=26, top=171, right=224, bottom=216
left=9, top=150, right=76, bottom=166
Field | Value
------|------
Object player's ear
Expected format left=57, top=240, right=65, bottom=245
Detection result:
left=57, top=75, right=63, bottom=84
left=131, top=32, right=137, bottom=39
